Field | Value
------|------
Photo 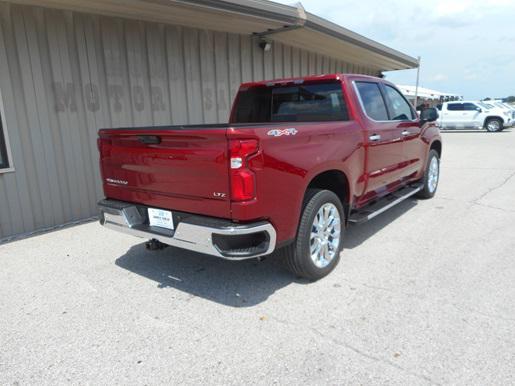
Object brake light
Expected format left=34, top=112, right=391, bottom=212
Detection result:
left=229, top=139, right=258, bottom=202
left=97, top=137, right=112, bottom=155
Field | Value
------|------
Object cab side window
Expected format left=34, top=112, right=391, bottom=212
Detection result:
left=383, top=85, right=415, bottom=120
left=463, top=103, right=479, bottom=111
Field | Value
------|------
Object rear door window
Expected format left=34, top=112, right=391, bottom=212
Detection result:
left=355, top=82, right=389, bottom=121
left=447, top=103, right=464, bottom=111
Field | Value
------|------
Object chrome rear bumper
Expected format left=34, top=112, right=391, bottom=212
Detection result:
left=98, top=199, right=276, bottom=260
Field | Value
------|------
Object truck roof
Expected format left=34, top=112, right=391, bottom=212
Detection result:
left=444, top=100, right=491, bottom=104
left=240, top=73, right=381, bottom=88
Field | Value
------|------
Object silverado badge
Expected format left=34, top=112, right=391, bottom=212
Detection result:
left=106, top=178, right=128, bottom=185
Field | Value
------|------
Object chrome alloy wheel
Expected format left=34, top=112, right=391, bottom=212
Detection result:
left=310, top=203, right=341, bottom=268
left=486, top=120, right=500, bottom=132
left=428, top=156, right=439, bottom=193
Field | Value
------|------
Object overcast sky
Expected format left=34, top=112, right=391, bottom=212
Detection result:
left=275, top=0, right=515, bottom=99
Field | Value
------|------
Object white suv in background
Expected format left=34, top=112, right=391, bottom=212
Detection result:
left=436, top=101, right=513, bottom=132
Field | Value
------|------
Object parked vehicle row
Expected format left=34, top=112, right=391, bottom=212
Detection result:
left=487, top=101, right=515, bottom=119
left=97, top=74, right=441, bottom=280
left=435, top=100, right=514, bottom=132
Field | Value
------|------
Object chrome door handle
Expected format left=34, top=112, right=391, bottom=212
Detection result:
left=401, top=130, right=410, bottom=136
left=369, top=134, right=381, bottom=141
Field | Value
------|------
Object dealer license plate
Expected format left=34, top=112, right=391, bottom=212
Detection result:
left=148, top=208, right=174, bottom=230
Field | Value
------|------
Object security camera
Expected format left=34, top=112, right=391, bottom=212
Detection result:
left=259, top=40, right=272, bottom=52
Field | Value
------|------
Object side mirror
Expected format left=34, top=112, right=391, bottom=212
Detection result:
left=420, top=107, right=438, bottom=126
left=476, top=107, right=482, bottom=112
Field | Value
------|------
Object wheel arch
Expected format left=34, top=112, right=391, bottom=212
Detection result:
left=485, top=115, right=504, bottom=124
left=304, top=169, right=350, bottom=216
left=430, top=139, right=442, bottom=158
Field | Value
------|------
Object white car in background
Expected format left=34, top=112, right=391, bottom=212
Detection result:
left=436, top=100, right=513, bottom=132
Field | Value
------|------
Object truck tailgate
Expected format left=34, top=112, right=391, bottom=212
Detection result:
left=98, top=127, right=231, bottom=219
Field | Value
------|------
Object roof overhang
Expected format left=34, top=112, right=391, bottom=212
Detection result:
left=4, top=0, right=418, bottom=72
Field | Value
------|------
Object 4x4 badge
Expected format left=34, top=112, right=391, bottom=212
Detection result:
left=267, top=128, right=298, bottom=137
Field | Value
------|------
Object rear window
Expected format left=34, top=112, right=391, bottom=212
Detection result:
left=232, top=82, right=349, bottom=123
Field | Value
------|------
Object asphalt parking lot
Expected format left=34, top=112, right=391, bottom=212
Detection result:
left=1, top=129, right=515, bottom=385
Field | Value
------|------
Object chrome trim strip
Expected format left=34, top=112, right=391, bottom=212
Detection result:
left=99, top=200, right=277, bottom=260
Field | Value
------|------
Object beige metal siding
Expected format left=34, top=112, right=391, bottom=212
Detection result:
left=0, top=3, right=378, bottom=239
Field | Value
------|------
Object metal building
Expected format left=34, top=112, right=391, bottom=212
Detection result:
left=0, top=0, right=417, bottom=240
left=397, top=85, right=463, bottom=107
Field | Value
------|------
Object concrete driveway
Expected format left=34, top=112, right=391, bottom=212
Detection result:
left=1, top=129, right=515, bottom=385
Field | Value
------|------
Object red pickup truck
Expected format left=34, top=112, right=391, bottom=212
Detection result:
left=98, top=74, right=441, bottom=280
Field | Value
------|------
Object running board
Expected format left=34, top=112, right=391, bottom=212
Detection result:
left=348, top=184, right=422, bottom=224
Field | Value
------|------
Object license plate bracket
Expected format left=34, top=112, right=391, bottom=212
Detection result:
left=147, top=208, right=174, bottom=230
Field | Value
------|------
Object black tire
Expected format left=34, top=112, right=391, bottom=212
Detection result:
left=416, top=149, right=440, bottom=199
left=279, top=189, right=345, bottom=281
left=484, top=118, right=503, bottom=132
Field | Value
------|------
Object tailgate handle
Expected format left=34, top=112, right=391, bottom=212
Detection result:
left=138, top=135, right=161, bottom=144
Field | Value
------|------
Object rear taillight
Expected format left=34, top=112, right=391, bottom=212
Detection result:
left=97, top=137, right=112, bottom=154
left=229, top=139, right=259, bottom=202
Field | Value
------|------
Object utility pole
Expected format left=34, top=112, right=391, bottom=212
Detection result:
left=414, top=56, right=421, bottom=109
